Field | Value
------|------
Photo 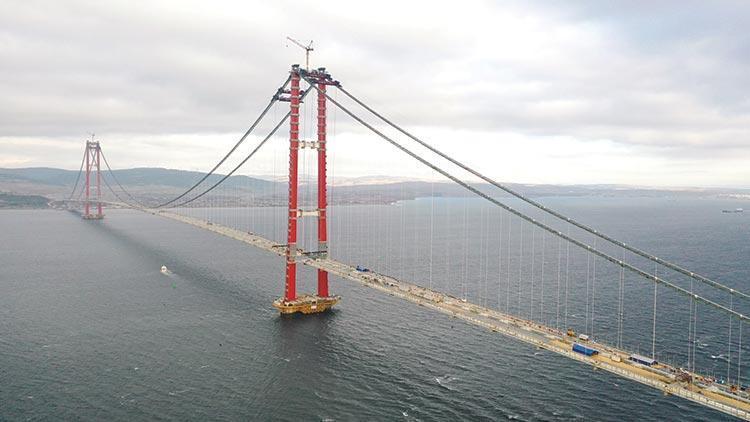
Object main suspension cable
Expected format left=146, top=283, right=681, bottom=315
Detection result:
left=68, top=147, right=87, bottom=200
left=336, top=85, right=750, bottom=302
left=157, top=75, right=292, bottom=208
left=309, top=79, right=750, bottom=323
left=100, top=149, right=145, bottom=208
left=167, top=85, right=314, bottom=208
left=101, top=171, right=133, bottom=207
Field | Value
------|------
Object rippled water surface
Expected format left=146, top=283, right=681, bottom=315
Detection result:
left=2, top=197, right=748, bottom=421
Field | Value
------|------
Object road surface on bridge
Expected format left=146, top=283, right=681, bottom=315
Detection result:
left=146, top=207, right=750, bottom=421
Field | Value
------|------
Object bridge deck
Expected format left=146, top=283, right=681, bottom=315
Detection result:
left=151, top=209, right=750, bottom=420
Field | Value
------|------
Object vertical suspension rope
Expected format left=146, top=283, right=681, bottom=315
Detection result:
left=373, top=174, right=380, bottom=272
left=333, top=88, right=340, bottom=259
left=429, top=179, right=434, bottom=290
left=229, top=176, right=232, bottom=229
left=411, top=183, right=418, bottom=283
left=271, top=137, right=277, bottom=238
left=444, top=196, right=450, bottom=294
left=739, top=320, right=743, bottom=387
left=564, top=224, right=571, bottom=330
left=729, top=295, right=734, bottom=383
left=330, top=129, right=336, bottom=258
left=462, top=198, right=468, bottom=300
left=361, top=185, right=366, bottom=267
left=273, top=134, right=278, bottom=241
left=400, top=182, right=406, bottom=280
left=652, top=263, right=658, bottom=360
left=586, top=246, right=591, bottom=334
left=477, top=205, right=484, bottom=305
left=688, top=278, right=694, bottom=371
left=592, top=238, right=596, bottom=339
left=693, top=299, right=698, bottom=373
left=385, top=188, right=391, bottom=273
left=497, top=208, right=503, bottom=309
left=484, top=206, right=490, bottom=307
left=530, top=224, right=535, bottom=321
left=556, top=235, right=562, bottom=330
left=518, top=221, right=523, bottom=316
left=247, top=169, right=251, bottom=234
left=541, top=218, right=546, bottom=326
left=506, top=213, right=512, bottom=313
left=619, top=264, right=625, bottom=349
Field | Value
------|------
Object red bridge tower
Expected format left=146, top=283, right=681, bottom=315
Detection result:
left=273, top=64, right=340, bottom=314
left=83, top=140, right=104, bottom=220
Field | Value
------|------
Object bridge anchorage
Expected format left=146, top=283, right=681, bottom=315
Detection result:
left=272, top=64, right=340, bottom=315
left=82, top=139, right=104, bottom=220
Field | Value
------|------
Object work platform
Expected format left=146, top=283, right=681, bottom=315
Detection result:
left=82, top=214, right=104, bottom=220
left=272, top=294, right=340, bottom=315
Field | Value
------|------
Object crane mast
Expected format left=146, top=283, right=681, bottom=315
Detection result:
left=286, top=36, right=314, bottom=70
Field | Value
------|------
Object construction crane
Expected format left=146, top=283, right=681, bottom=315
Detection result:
left=286, top=36, right=314, bottom=70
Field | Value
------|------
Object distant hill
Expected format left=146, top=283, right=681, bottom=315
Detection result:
left=0, top=167, right=277, bottom=189
left=2, top=166, right=749, bottom=209
left=0, top=167, right=279, bottom=197
left=0, top=167, right=80, bottom=187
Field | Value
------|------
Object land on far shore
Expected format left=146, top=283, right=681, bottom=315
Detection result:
left=1, top=167, right=748, bottom=210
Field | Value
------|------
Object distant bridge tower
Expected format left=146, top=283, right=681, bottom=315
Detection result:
left=83, top=140, right=104, bottom=220
left=273, top=64, right=340, bottom=314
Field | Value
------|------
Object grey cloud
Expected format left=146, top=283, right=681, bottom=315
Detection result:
left=1, top=0, right=749, bottom=183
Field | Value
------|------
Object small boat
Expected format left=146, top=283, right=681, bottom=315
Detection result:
left=161, top=265, right=170, bottom=275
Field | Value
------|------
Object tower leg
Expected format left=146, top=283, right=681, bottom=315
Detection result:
left=83, top=141, right=103, bottom=220
left=317, top=81, right=330, bottom=297
left=284, top=66, right=301, bottom=302
left=96, top=145, right=103, bottom=218
left=84, top=144, right=91, bottom=217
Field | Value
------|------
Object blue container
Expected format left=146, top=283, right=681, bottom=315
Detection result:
left=572, top=343, right=599, bottom=356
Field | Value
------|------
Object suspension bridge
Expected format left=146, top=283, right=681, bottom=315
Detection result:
left=62, top=64, right=750, bottom=419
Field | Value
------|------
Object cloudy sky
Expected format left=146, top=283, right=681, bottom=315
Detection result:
left=2, top=0, right=750, bottom=187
